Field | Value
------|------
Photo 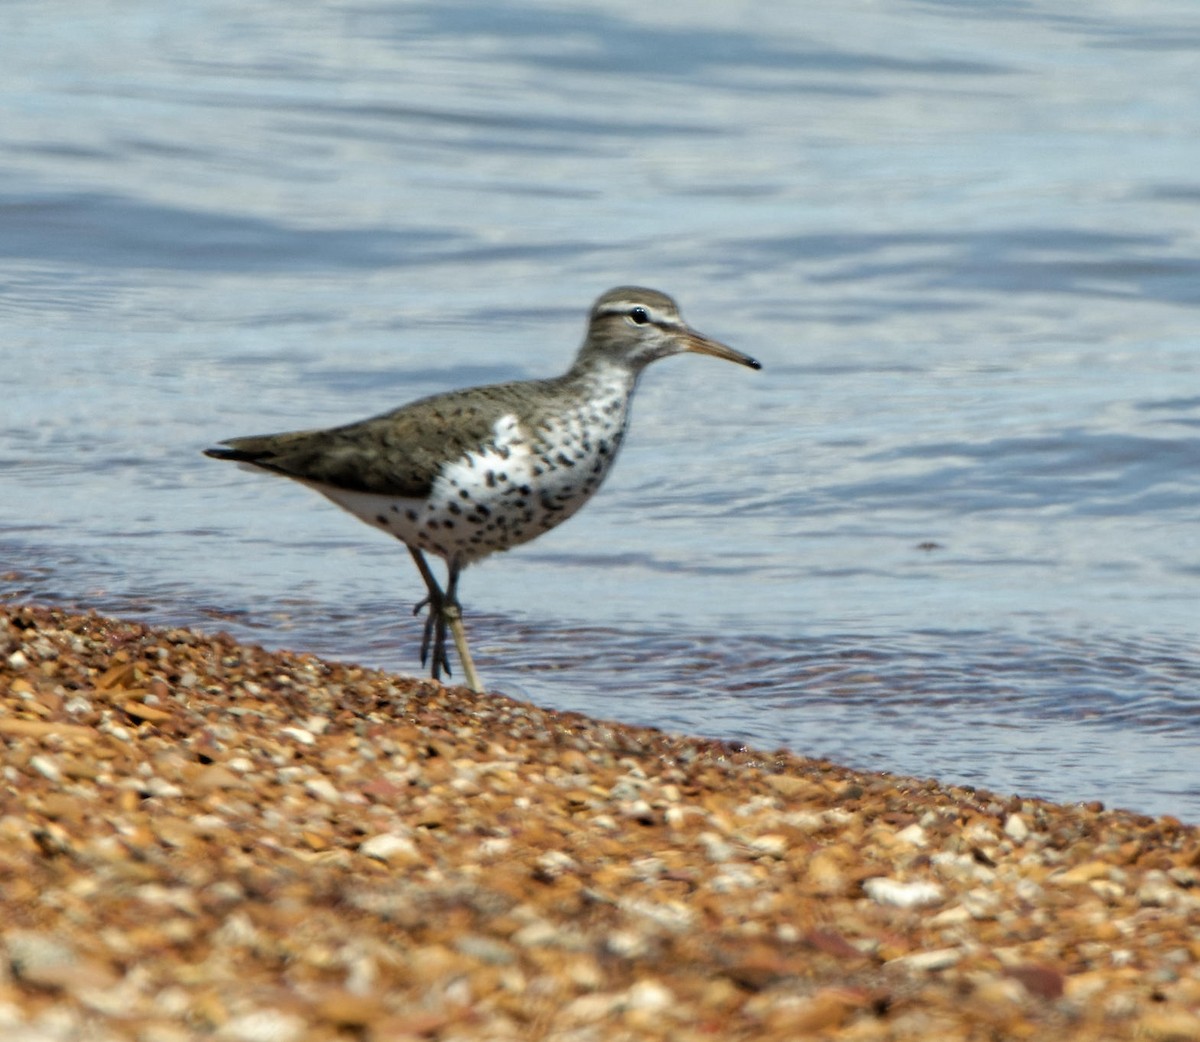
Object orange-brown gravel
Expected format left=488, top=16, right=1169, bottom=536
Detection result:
left=2, top=603, right=1199, bottom=1041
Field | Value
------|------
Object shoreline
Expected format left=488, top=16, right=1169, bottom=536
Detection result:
left=2, top=602, right=1199, bottom=1040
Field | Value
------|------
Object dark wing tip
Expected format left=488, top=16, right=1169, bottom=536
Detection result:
left=203, top=443, right=267, bottom=463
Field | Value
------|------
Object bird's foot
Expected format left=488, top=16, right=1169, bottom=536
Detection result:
left=412, top=592, right=454, bottom=681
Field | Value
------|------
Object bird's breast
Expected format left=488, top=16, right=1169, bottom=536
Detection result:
left=418, top=388, right=629, bottom=557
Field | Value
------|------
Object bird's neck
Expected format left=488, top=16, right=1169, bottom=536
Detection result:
left=546, top=354, right=640, bottom=440
left=563, top=353, right=640, bottom=401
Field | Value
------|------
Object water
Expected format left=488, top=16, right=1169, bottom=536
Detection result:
left=3, top=0, right=1199, bottom=820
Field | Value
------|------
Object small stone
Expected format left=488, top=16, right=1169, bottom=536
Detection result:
left=7, top=650, right=28, bottom=670
left=1004, top=813, right=1030, bottom=843
left=929, top=905, right=972, bottom=927
left=29, top=755, right=62, bottom=783
left=304, top=777, right=340, bottom=802
left=563, top=992, right=624, bottom=1025
left=698, top=832, right=736, bottom=863
left=218, top=1009, right=306, bottom=1042
left=961, top=886, right=1002, bottom=919
left=194, top=765, right=247, bottom=791
left=713, top=863, right=760, bottom=892
left=315, top=992, right=385, bottom=1028
left=973, top=976, right=1027, bottom=1007
left=279, top=726, right=315, bottom=746
left=605, top=929, right=651, bottom=959
left=1138, top=871, right=1183, bottom=908
left=625, top=979, right=673, bottom=1011
left=359, top=832, right=420, bottom=864
left=5, top=930, right=80, bottom=988
left=1090, top=878, right=1126, bottom=903
left=1055, top=860, right=1113, bottom=886
left=145, top=777, right=184, bottom=798
left=863, top=877, right=945, bottom=908
left=454, top=934, right=515, bottom=966
left=534, top=849, right=579, bottom=880
left=888, top=947, right=962, bottom=972
left=748, top=833, right=788, bottom=857
left=806, top=849, right=850, bottom=896
left=619, top=798, right=655, bottom=823
left=766, top=989, right=855, bottom=1033
left=764, top=774, right=817, bottom=799
left=511, top=920, right=562, bottom=949
left=1006, top=962, right=1066, bottom=1000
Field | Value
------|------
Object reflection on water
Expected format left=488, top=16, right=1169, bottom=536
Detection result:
left=3, top=0, right=1200, bottom=821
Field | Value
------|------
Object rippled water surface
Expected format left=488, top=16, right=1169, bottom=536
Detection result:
left=3, top=0, right=1200, bottom=819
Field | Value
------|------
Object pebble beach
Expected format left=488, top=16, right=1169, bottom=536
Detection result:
left=2, top=602, right=1199, bottom=1041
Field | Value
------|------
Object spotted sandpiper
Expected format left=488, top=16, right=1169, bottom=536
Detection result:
left=204, top=287, right=761, bottom=693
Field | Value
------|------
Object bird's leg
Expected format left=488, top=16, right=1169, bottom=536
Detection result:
left=406, top=549, right=484, bottom=692
left=444, top=562, right=484, bottom=694
left=407, top=547, right=452, bottom=682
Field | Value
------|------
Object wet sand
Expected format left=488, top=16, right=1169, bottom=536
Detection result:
left=1, top=603, right=1198, bottom=1041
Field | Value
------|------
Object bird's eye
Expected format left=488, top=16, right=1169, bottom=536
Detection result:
left=628, top=307, right=650, bottom=325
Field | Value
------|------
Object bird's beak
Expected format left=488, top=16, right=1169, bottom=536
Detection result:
left=682, top=329, right=762, bottom=371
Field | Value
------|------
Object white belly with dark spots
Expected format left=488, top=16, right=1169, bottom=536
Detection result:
left=315, top=380, right=632, bottom=565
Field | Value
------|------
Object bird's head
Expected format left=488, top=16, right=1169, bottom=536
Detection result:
left=578, top=286, right=762, bottom=373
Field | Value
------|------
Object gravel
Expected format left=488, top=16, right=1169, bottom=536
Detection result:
left=2, top=603, right=1199, bottom=1041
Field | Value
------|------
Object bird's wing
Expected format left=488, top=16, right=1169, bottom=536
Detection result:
left=205, top=386, right=523, bottom=498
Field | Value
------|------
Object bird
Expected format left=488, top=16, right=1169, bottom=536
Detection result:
left=204, top=286, right=761, bottom=693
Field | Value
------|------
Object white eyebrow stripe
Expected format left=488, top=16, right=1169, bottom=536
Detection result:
left=594, top=302, right=678, bottom=324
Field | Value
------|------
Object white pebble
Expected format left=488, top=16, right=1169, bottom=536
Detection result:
left=477, top=836, right=512, bottom=860
left=1004, top=813, right=1030, bottom=842
left=962, top=886, right=1003, bottom=919
left=218, top=1009, right=305, bottom=1042
left=279, top=726, right=314, bottom=746
left=29, top=755, right=62, bottom=783
left=698, top=832, right=736, bottom=863
left=563, top=992, right=624, bottom=1024
left=511, top=920, right=560, bottom=948
left=303, top=777, right=340, bottom=803
left=895, top=824, right=928, bottom=847
left=359, top=832, right=419, bottom=864
left=888, top=946, right=963, bottom=972
left=863, top=876, right=945, bottom=908
left=619, top=799, right=654, bottom=822
left=629, top=856, right=666, bottom=881
left=928, top=905, right=972, bottom=927
left=1137, top=871, right=1182, bottom=908
left=605, top=929, right=650, bottom=959
left=748, top=833, right=788, bottom=857
left=145, top=777, right=183, bottom=799
left=535, top=849, right=579, bottom=879
left=625, top=979, right=673, bottom=1011
left=7, top=650, right=28, bottom=670
left=712, top=864, right=759, bottom=892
